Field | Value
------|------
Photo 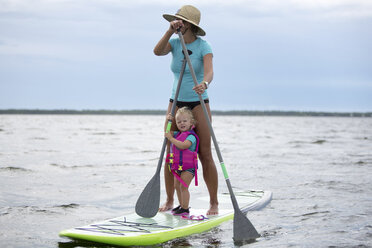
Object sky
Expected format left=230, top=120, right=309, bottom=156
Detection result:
left=0, top=0, right=371, bottom=112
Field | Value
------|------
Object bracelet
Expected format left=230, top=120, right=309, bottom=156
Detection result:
left=202, top=81, right=209, bottom=89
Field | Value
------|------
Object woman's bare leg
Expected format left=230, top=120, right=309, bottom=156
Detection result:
left=192, top=103, right=219, bottom=215
left=159, top=101, right=178, bottom=212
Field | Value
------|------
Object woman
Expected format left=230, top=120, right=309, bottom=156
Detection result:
left=154, top=5, right=219, bottom=215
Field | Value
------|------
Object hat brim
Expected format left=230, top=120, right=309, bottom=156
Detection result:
left=163, top=14, right=206, bottom=36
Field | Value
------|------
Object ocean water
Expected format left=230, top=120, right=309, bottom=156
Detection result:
left=0, top=115, right=371, bottom=248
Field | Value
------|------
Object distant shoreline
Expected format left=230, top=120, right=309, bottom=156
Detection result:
left=0, top=109, right=371, bottom=117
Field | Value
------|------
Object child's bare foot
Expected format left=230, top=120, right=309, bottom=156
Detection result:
left=206, top=203, right=219, bottom=215
left=159, top=200, right=173, bottom=212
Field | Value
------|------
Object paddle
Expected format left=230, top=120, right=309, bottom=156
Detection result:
left=135, top=49, right=191, bottom=218
left=177, top=32, right=260, bottom=242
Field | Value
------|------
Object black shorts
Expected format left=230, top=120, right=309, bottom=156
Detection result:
left=169, top=99, right=209, bottom=110
left=175, top=168, right=196, bottom=177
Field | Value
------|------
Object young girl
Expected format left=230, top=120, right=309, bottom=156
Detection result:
left=164, top=107, right=199, bottom=216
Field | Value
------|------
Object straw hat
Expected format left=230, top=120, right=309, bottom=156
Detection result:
left=163, top=5, right=206, bottom=36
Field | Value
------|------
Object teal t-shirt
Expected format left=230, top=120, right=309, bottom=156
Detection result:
left=169, top=37, right=213, bottom=102
left=173, top=131, right=197, bottom=151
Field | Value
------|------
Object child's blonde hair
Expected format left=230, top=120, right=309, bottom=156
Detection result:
left=176, top=107, right=196, bottom=125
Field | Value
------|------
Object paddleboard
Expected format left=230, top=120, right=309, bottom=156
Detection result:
left=59, top=190, right=272, bottom=246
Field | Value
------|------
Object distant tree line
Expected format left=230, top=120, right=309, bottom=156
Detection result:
left=0, top=109, right=371, bottom=117
left=0, top=109, right=165, bottom=115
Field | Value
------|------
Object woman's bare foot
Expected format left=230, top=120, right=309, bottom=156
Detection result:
left=159, top=200, right=173, bottom=212
left=206, top=203, right=219, bottom=215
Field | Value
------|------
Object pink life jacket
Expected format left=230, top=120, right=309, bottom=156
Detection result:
left=166, top=129, right=199, bottom=188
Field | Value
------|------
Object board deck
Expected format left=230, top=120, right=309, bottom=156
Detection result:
left=59, top=190, right=272, bottom=246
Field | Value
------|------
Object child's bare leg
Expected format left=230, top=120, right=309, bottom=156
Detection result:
left=174, top=178, right=182, bottom=207
left=179, top=172, right=194, bottom=209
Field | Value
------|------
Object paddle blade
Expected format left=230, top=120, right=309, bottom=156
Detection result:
left=233, top=209, right=260, bottom=242
left=135, top=174, right=160, bottom=218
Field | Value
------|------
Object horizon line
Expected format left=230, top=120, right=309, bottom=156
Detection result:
left=0, top=109, right=371, bottom=117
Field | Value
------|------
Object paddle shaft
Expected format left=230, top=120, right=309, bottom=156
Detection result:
left=177, top=32, right=259, bottom=241
left=177, top=32, right=239, bottom=208
left=135, top=55, right=187, bottom=218
left=155, top=57, right=186, bottom=174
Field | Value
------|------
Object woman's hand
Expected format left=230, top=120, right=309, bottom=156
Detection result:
left=167, top=113, right=174, bottom=122
left=169, top=20, right=184, bottom=33
left=193, top=82, right=207, bottom=95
